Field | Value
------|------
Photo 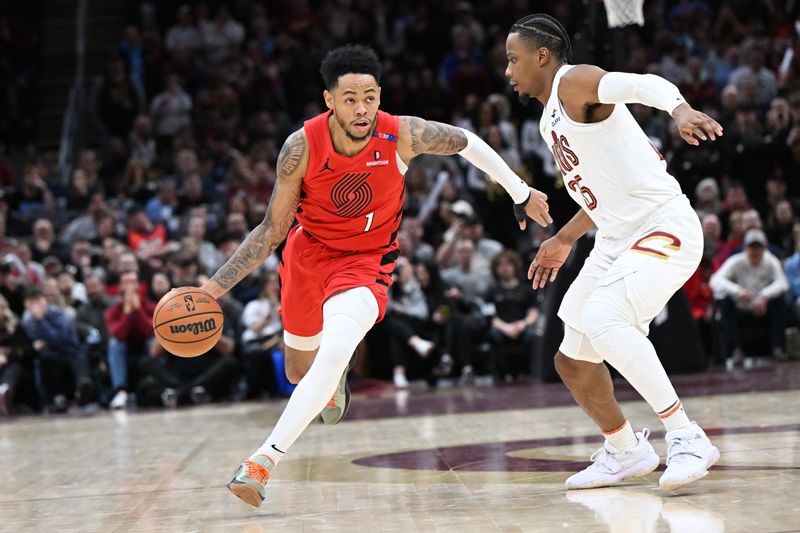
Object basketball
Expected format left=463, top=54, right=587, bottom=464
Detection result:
left=152, top=287, right=224, bottom=358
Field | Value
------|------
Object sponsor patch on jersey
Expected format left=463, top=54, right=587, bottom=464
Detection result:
left=366, top=159, right=389, bottom=167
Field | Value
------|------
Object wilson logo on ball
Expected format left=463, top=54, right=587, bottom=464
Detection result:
left=169, top=318, right=217, bottom=336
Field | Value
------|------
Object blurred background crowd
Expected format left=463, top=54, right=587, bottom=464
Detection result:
left=1, top=0, right=799, bottom=416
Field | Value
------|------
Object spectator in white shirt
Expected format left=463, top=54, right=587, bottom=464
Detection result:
left=150, top=74, right=193, bottom=139
left=240, top=271, right=282, bottom=398
left=710, top=228, right=789, bottom=361
left=165, top=5, right=202, bottom=56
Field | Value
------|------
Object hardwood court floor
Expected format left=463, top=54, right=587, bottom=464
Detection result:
left=1, top=362, right=799, bottom=532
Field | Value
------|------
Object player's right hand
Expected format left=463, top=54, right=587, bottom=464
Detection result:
left=528, top=235, right=573, bottom=290
left=515, top=187, right=552, bottom=230
left=672, top=103, right=723, bottom=146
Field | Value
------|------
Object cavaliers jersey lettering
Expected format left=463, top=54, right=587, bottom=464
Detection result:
left=540, top=65, right=682, bottom=238
left=298, top=110, right=405, bottom=251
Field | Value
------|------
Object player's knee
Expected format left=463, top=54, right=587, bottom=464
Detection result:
left=580, top=299, right=623, bottom=341
left=555, top=351, right=594, bottom=389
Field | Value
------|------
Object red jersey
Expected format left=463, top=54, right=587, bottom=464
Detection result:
left=297, top=110, right=405, bottom=251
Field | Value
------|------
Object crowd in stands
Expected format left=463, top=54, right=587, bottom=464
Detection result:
left=1, top=0, right=800, bottom=415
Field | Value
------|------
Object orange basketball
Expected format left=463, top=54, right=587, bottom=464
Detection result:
left=152, top=287, right=224, bottom=358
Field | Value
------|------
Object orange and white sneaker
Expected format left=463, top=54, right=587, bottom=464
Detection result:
left=320, top=351, right=357, bottom=425
left=228, top=454, right=275, bottom=508
left=320, top=369, right=351, bottom=425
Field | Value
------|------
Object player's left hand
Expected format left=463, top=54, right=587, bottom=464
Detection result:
left=672, top=103, right=723, bottom=146
left=515, top=187, right=552, bottom=230
left=528, top=234, right=572, bottom=290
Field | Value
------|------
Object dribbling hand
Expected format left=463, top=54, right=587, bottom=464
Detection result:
left=528, top=235, right=573, bottom=290
left=672, top=103, right=723, bottom=146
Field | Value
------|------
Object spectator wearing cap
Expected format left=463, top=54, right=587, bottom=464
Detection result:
left=710, top=228, right=789, bottom=362
left=436, top=199, right=502, bottom=272
left=694, top=178, right=721, bottom=219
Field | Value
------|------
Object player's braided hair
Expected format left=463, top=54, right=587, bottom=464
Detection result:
left=510, top=14, right=573, bottom=63
left=320, top=44, right=382, bottom=90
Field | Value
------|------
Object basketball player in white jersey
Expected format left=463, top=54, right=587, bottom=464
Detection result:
left=505, top=14, right=722, bottom=491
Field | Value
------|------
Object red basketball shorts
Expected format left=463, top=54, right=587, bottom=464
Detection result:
left=278, top=225, right=399, bottom=338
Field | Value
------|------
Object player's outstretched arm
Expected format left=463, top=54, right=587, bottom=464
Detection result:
left=559, top=65, right=723, bottom=145
left=201, top=130, right=307, bottom=299
left=397, top=116, right=552, bottom=229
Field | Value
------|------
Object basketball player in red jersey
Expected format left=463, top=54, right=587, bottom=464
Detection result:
left=197, top=45, right=552, bottom=507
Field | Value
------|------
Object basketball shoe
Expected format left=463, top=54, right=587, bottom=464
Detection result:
left=566, top=429, right=660, bottom=489
left=659, top=422, right=719, bottom=491
left=320, top=351, right=357, bottom=425
left=228, top=454, right=276, bottom=508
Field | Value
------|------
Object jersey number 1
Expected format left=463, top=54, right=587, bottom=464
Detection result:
left=364, top=212, right=374, bottom=232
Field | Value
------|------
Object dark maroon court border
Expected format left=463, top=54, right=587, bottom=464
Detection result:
left=352, top=424, right=800, bottom=473
left=346, top=362, right=800, bottom=422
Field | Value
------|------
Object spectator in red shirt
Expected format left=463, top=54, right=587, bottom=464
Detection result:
left=104, top=270, right=156, bottom=409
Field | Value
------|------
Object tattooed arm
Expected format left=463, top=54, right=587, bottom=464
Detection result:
left=397, top=116, right=552, bottom=228
left=201, top=130, right=308, bottom=299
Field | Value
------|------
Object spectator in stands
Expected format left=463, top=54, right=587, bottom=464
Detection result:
left=766, top=199, right=797, bottom=258
left=129, top=115, right=156, bottom=169
left=437, top=200, right=502, bottom=271
left=729, top=47, right=777, bottom=106
left=694, top=177, right=721, bottom=219
left=184, top=212, right=223, bottom=275
left=487, top=251, right=539, bottom=381
left=150, top=74, right=193, bottom=141
left=8, top=164, right=55, bottom=221
left=0, top=294, right=38, bottom=415
left=22, top=287, right=92, bottom=411
left=386, top=257, right=435, bottom=388
left=30, top=218, right=66, bottom=264
left=785, top=223, right=800, bottom=322
left=710, top=229, right=789, bottom=362
left=104, top=270, right=156, bottom=409
left=240, top=271, right=281, bottom=398
left=145, top=179, right=179, bottom=228
left=165, top=5, right=202, bottom=57
left=76, top=272, right=114, bottom=347
left=91, top=54, right=145, bottom=140
left=441, top=238, right=493, bottom=301
left=0, top=261, right=25, bottom=316
left=200, top=6, right=245, bottom=67
left=148, top=272, right=172, bottom=304
left=126, top=206, right=169, bottom=263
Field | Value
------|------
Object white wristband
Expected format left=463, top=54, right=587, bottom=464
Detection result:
left=457, top=128, right=530, bottom=204
left=597, top=72, right=686, bottom=115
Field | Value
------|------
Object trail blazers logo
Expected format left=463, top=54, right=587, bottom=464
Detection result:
left=331, top=172, right=373, bottom=217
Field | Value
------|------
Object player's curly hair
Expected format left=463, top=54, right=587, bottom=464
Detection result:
left=510, top=13, right=573, bottom=63
left=320, top=45, right=382, bottom=90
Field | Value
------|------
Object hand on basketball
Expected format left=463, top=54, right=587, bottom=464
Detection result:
left=672, top=103, right=723, bottom=146
left=518, top=187, right=553, bottom=230
left=528, top=235, right=573, bottom=290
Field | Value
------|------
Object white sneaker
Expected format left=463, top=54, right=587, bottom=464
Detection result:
left=566, top=430, right=660, bottom=490
left=393, top=372, right=410, bottom=389
left=660, top=422, right=719, bottom=491
left=110, top=390, right=128, bottom=410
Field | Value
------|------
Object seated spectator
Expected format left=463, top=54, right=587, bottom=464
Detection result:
left=148, top=272, right=172, bottom=304
left=715, top=209, right=745, bottom=264
left=31, top=218, right=67, bottom=264
left=22, top=287, right=93, bottom=411
left=441, top=238, right=492, bottom=301
left=7, top=164, right=55, bottom=221
left=165, top=5, right=202, bottom=57
left=126, top=206, right=169, bottom=263
left=185, top=213, right=224, bottom=275
left=487, top=251, right=539, bottom=381
left=437, top=201, right=502, bottom=271
left=104, top=271, right=156, bottom=409
left=710, top=229, right=789, bottom=363
left=41, top=275, right=77, bottom=320
left=0, top=294, right=38, bottom=415
left=385, top=257, right=435, bottom=388
left=766, top=199, right=796, bottom=258
left=150, top=73, right=193, bottom=140
left=785, top=223, right=800, bottom=323
left=239, top=271, right=282, bottom=398
left=694, top=178, right=721, bottom=219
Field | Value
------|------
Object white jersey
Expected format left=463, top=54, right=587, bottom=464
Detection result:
left=540, top=65, right=682, bottom=238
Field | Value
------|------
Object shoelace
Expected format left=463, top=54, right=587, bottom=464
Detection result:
left=587, top=428, right=651, bottom=473
left=243, top=460, right=271, bottom=485
left=667, top=434, right=703, bottom=465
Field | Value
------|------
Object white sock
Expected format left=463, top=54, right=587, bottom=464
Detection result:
left=603, top=419, right=639, bottom=451
left=658, top=400, right=692, bottom=432
left=250, top=288, right=377, bottom=466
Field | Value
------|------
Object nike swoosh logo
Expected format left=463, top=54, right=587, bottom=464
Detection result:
left=271, top=444, right=286, bottom=454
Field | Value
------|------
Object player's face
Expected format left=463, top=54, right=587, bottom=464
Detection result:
left=505, top=32, right=548, bottom=104
left=324, top=74, right=381, bottom=142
